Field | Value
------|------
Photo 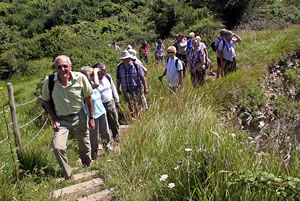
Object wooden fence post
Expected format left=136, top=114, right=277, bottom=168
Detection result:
left=7, top=82, right=22, bottom=162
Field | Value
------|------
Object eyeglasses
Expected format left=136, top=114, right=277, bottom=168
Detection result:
left=56, top=65, right=68, bottom=69
left=167, top=52, right=175, bottom=54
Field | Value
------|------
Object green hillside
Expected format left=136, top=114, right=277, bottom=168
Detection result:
left=0, top=0, right=299, bottom=200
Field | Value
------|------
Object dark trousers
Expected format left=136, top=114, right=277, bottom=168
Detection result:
left=191, top=70, right=206, bottom=87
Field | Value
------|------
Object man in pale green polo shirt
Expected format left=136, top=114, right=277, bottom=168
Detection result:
left=42, top=55, right=95, bottom=180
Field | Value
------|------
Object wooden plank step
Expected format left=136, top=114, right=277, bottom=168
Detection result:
left=119, top=125, right=132, bottom=136
left=51, top=178, right=104, bottom=200
left=76, top=188, right=113, bottom=201
left=56, top=171, right=98, bottom=182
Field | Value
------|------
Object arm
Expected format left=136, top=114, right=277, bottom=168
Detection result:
left=110, top=77, right=120, bottom=108
left=116, top=79, right=121, bottom=95
left=233, top=33, right=242, bottom=42
left=192, top=56, right=205, bottom=73
left=204, top=48, right=209, bottom=59
left=158, top=69, right=167, bottom=81
left=92, top=68, right=99, bottom=89
left=85, top=96, right=95, bottom=131
left=178, top=70, right=183, bottom=87
left=141, top=76, right=149, bottom=94
left=44, top=100, right=60, bottom=131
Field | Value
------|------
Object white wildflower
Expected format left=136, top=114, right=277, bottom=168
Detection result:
left=160, top=174, right=168, bottom=182
left=174, top=166, right=179, bottom=170
left=184, top=148, right=192, bottom=152
left=231, top=133, right=236, bottom=137
left=168, top=183, right=175, bottom=189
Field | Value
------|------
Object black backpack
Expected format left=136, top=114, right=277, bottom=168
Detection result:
left=41, top=74, right=55, bottom=113
left=211, top=37, right=226, bottom=52
left=166, top=57, right=186, bottom=77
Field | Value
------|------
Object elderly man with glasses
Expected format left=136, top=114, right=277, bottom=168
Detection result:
left=42, top=55, right=94, bottom=180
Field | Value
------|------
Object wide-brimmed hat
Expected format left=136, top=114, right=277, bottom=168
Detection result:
left=128, top=49, right=137, bottom=60
left=120, top=50, right=132, bottom=60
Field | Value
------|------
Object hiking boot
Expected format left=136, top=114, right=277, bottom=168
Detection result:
left=65, top=173, right=73, bottom=181
left=209, top=71, right=216, bottom=76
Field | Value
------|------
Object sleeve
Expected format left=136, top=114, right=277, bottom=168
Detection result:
left=177, top=60, right=183, bottom=71
left=81, top=73, right=93, bottom=98
left=41, top=76, right=50, bottom=101
left=218, top=40, right=224, bottom=51
left=109, top=75, right=120, bottom=103
left=137, top=64, right=145, bottom=78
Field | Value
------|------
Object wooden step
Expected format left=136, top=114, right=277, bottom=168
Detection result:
left=76, top=188, right=113, bottom=201
left=56, top=171, right=98, bottom=182
left=51, top=178, right=104, bottom=200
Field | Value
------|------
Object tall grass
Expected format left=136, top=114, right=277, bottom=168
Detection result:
left=97, top=25, right=300, bottom=200
left=0, top=25, right=299, bottom=200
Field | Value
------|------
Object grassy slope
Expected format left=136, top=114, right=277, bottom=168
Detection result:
left=99, top=25, right=300, bottom=200
left=0, top=25, right=299, bottom=200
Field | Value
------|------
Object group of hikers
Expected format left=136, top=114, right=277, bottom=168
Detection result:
left=41, top=28, right=241, bottom=180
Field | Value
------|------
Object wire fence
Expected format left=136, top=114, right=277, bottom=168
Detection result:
left=0, top=97, right=39, bottom=114
left=0, top=95, right=48, bottom=171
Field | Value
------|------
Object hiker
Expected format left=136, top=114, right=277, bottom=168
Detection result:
left=80, top=66, right=111, bottom=159
left=139, top=41, right=148, bottom=65
left=218, top=30, right=242, bottom=76
left=173, top=33, right=187, bottom=64
left=154, top=39, right=165, bottom=63
left=172, top=33, right=187, bottom=75
left=92, top=62, right=121, bottom=144
left=158, top=46, right=183, bottom=92
left=128, top=48, right=148, bottom=76
left=116, top=50, right=149, bottom=117
left=214, top=29, right=226, bottom=78
left=196, top=36, right=215, bottom=76
left=186, top=32, right=195, bottom=57
left=188, top=38, right=206, bottom=87
left=42, top=55, right=94, bottom=180
left=112, top=41, right=121, bottom=53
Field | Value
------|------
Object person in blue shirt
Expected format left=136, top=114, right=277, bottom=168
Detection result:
left=218, top=30, right=242, bottom=76
left=80, top=66, right=111, bottom=159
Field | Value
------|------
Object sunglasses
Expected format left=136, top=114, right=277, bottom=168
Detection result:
left=168, top=52, right=175, bottom=54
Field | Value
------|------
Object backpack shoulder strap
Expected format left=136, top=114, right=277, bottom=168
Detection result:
left=105, top=74, right=112, bottom=84
left=133, top=62, right=139, bottom=72
left=175, top=58, right=178, bottom=69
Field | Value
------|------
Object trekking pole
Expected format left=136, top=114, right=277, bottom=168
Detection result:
left=159, top=79, right=165, bottom=89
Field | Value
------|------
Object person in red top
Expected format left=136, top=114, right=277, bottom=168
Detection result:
left=139, top=41, right=148, bottom=65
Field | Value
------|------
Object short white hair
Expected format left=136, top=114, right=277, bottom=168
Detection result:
left=188, top=32, right=195, bottom=38
left=54, top=55, right=72, bottom=66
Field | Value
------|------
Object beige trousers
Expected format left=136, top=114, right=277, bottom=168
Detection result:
left=53, top=108, right=91, bottom=178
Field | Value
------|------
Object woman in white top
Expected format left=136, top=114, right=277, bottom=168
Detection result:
left=93, top=62, right=121, bottom=144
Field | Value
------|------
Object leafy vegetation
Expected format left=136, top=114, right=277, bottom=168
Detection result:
left=0, top=0, right=299, bottom=200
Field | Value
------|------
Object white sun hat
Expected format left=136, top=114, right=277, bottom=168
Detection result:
left=120, top=50, right=132, bottom=60
left=128, top=49, right=137, bottom=60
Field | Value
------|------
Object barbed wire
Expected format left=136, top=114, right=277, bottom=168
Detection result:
left=0, top=162, right=8, bottom=171
left=0, top=97, right=40, bottom=114
left=0, top=136, right=8, bottom=145
left=23, top=117, right=49, bottom=149
left=0, top=107, right=9, bottom=114
left=19, top=110, right=45, bottom=129
left=15, top=97, right=39, bottom=108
